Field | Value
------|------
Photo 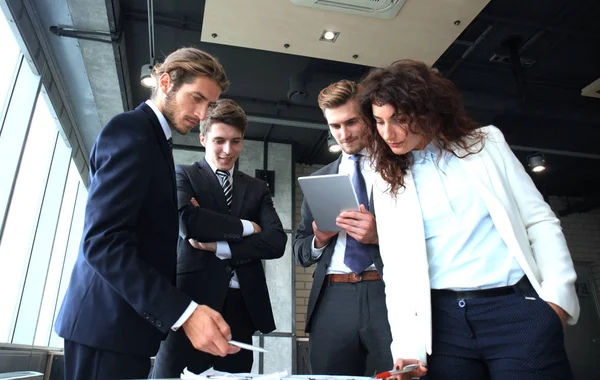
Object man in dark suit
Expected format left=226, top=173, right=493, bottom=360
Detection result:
left=152, top=99, right=287, bottom=377
left=294, top=80, right=393, bottom=375
left=54, top=48, right=240, bottom=380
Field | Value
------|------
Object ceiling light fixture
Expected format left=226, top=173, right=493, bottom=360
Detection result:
left=328, top=132, right=341, bottom=153
left=319, top=30, right=340, bottom=43
left=140, top=0, right=156, bottom=88
left=527, top=152, right=546, bottom=173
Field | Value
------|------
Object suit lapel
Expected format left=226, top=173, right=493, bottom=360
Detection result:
left=138, top=103, right=176, bottom=203
left=196, top=158, right=230, bottom=214
left=230, top=171, right=247, bottom=216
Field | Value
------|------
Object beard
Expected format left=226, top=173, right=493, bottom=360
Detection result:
left=162, top=90, right=178, bottom=131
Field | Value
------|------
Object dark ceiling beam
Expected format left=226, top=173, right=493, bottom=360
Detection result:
left=246, top=113, right=326, bottom=130
left=510, top=145, right=600, bottom=160
left=123, top=9, right=202, bottom=32
left=478, top=13, right=600, bottom=42
left=461, top=90, right=600, bottom=125
left=446, top=25, right=494, bottom=78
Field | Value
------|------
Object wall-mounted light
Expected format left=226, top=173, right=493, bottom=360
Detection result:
left=140, top=63, right=155, bottom=88
left=319, top=30, right=340, bottom=43
left=328, top=132, right=341, bottom=153
left=527, top=152, right=546, bottom=173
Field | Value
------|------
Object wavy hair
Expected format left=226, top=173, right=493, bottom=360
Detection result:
left=359, top=59, right=484, bottom=194
left=151, top=47, right=229, bottom=98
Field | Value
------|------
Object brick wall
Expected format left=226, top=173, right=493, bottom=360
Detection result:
left=292, top=163, right=600, bottom=338
left=294, top=163, right=324, bottom=337
left=548, top=197, right=600, bottom=296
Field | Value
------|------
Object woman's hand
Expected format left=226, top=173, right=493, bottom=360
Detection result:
left=387, top=358, right=428, bottom=380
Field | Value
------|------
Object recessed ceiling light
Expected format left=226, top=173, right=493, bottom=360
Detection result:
left=319, top=30, right=340, bottom=43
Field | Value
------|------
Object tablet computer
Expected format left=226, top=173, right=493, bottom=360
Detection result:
left=298, top=174, right=360, bottom=232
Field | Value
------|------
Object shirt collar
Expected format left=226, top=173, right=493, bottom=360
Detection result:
left=205, top=157, right=233, bottom=178
left=342, top=148, right=368, bottom=161
left=411, top=142, right=440, bottom=165
left=145, top=99, right=172, bottom=141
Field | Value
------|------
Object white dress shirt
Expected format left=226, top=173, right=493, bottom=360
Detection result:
left=203, top=158, right=255, bottom=289
left=410, top=143, right=524, bottom=290
left=311, top=149, right=377, bottom=274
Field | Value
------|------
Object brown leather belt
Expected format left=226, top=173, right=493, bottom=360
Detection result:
left=327, top=271, right=381, bottom=283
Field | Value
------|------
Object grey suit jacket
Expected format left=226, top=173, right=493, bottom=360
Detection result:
left=293, top=155, right=383, bottom=332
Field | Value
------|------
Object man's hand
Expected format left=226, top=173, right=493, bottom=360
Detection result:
left=188, top=239, right=217, bottom=252
left=387, top=358, right=428, bottom=380
left=312, top=221, right=338, bottom=248
left=336, top=204, right=378, bottom=244
left=191, top=197, right=200, bottom=207
left=251, top=221, right=262, bottom=234
left=547, top=301, right=568, bottom=327
left=182, top=305, right=240, bottom=357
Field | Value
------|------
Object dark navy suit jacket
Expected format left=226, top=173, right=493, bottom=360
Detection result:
left=175, top=158, right=287, bottom=334
left=55, top=103, right=192, bottom=356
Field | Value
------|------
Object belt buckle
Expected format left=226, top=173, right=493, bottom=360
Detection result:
left=350, top=273, right=363, bottom=283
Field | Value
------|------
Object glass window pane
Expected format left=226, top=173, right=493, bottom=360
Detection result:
left=48, top=174, right=87, bottom=348
left=34, top=162, right=80, bottom=347
left=12, top=91, right=72, bottom=346
left=0, top=6, right=21, bottom=125
left=0, top=57, right=39, bottom=235
left=0, top=95, right=58, bottom=343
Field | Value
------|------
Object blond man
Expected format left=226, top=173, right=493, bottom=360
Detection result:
left=293, top=80, right=393, bottom=375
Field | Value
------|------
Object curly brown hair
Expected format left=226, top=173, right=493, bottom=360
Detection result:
left=359, top=59, right=484, bottom=194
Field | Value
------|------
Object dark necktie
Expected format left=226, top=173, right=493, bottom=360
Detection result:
left=167, top=137, right=173, bottom=152
left=344, top=154, right=373, bottom=274
left=216, top=169, right=233, bottom=210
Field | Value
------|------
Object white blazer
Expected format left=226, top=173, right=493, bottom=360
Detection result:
left=373, top=125, right=580, bottom=363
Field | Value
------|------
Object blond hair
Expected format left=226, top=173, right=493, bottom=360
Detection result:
left=317, top=80, right=358, bottom=113
left=151, top=47, right=229, bottom=98
left=200, top=99, right=247, bottom=135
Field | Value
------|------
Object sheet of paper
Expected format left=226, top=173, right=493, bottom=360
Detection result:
left=180, top=367, right=287, bottom=380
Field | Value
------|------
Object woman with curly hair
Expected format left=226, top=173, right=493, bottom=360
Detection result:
left=359, top=60, right=578, bottom=380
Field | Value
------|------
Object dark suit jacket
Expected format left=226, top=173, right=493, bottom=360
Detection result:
left=175, top=158, right=287, bottom=333
left=54, top=103, right=192, bottom=356
left=293, top=155, right=383, bottom=332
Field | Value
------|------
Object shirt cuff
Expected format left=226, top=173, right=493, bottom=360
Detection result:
left=241, top=219, right=254, bottom=236
left=171, top=301, right=198, bottom=331
left=311, top=236, right=326, bottom=259
left=215, top=241, right=232, bottom=260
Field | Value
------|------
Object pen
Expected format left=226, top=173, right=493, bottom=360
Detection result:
left=374, top=364, right=420, bottom=378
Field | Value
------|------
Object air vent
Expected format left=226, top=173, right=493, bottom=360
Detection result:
left=290, top=0, right=406, bottom=19
left=489, top=53, right=535, bottom=68
left=581, top=78, right=600, bottom=99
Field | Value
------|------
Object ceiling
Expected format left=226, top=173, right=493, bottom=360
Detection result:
left=24, top=0, right=600, bottom=208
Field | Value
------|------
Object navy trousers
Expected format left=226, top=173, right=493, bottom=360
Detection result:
left=423, top=280, right=572, bottom=380
left=63, top=340, right=150, bottom=380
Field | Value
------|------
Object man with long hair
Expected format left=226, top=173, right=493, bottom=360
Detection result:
left=55, top=48, right=240, bottom=379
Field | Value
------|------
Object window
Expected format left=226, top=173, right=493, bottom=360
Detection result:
left=0, top=7, right=20, bottom=126
left=0, top=5, right=88, bottom=346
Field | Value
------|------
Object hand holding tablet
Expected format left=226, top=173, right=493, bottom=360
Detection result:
left=298, top=174, right=360, bottom=231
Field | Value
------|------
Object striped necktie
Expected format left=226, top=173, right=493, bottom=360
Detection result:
left=216, top=169, right=233, bottom=210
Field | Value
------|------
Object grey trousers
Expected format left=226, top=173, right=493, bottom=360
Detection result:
left=309, top=279, right=393, bottom=376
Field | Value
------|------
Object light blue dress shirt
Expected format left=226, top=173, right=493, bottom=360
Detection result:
left=411, top=143, right=524, bottom=290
